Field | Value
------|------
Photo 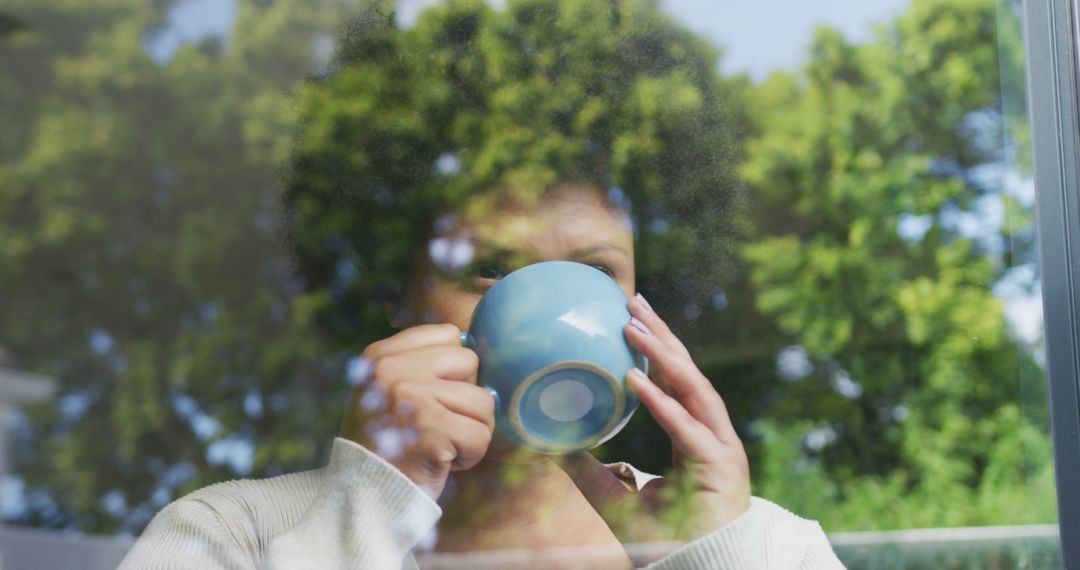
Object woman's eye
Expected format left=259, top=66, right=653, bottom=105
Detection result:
left=475, top=265, right=504, bottom=280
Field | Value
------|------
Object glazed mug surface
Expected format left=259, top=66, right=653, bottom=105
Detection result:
left=463, top=261, right=644, bottom=454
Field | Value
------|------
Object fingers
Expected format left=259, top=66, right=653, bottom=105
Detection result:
left=362, top=323, right=463, bottom=360
left=389, top=344, right=480, bottom=382
left=627, top=368, right=717, bottom=459
left=393, top=384, right=493, bottom=455
left=358, top=376, right=495, bottom=490
left=425, top=380, right=496, bottom=430
left=368, top=344, right=479, bottom=390
left=629, top=294, right=690, bottom=358
left=367, top=355, right=492, bottom=427
left=440, top=412, right=494, bottom=472
left=625, top=300, right=739, bottom=444
left=344, top=324, right=494, bottom=499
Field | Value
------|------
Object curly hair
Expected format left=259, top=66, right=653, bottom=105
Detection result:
left=283, top=0, right=745, bottom=348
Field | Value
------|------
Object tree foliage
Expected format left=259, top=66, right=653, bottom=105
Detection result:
left=0, top=0, right=1054, bottom=537
left=1, top=0, right=348, bottom=532
left=284, top=0, right=747, bottom=351
left=742, top=0, right=1054, bottom=529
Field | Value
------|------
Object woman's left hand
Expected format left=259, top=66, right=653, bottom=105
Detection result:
left=559, top=293, right=751, bottom=543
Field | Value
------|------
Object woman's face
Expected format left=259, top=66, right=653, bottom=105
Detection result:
left=399, top=184, right=635, bottom=330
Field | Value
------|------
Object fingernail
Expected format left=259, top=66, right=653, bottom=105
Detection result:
left=628, top=316, right=651, bottom=335
left=627, top=367, right=651, bottom=390
left=634, top=292, right=654, bottom=313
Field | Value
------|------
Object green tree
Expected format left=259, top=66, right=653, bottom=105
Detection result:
left=0, top=0, right=351, bottom=532
left=1, top=0, right=747, bottom=533
left=0, top=0, right=1054, bottom=540
left=283, top=0, right=748, bottom=473
left=741, top=0, right=1054, bottom=529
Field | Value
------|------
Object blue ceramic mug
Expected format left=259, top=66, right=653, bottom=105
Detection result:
left=461, top=261, right=645, bottom=454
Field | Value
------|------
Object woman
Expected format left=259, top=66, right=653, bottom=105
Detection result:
left=121, top=183, right=842, bottom=569
left=122, top=1, right=845, bottom=567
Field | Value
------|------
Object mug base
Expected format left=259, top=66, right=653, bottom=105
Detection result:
left=508, top=360, right=626, bottom=454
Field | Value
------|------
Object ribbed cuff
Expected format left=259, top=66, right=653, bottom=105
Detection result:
left=647, top=497, right=845, bottom=570
left=326, top=437, right=443, bottom=547
left=647, top=497, right=768, bottom=570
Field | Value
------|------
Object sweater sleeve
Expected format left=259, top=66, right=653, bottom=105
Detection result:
left=118, top=438, right=442, bottom=569
left=643, top=497, right=846, bottom=570
left=264, top=438, right=442, bottom=568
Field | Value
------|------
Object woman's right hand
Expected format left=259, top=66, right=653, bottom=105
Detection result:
left=341, top=324, right=495, bottom=500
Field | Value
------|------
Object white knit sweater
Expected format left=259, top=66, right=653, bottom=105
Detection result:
left=118, top=438, right=845, bottom=569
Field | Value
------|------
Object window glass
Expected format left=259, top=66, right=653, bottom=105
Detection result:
left=0, top=0, right=1060, bottom=568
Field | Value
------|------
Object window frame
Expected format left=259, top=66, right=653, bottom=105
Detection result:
left=1024, top=0, right=1080, bottom=566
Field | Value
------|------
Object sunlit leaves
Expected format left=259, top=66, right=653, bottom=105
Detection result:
left=742, top=0, right=1051, bottom=530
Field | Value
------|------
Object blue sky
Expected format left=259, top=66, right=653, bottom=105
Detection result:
left=144, top=0, right=236, bottom=64
left=662, top=0, right=907, bottom=80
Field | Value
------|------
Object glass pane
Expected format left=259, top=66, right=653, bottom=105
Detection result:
left=0, top=0, right=1060, bottom=568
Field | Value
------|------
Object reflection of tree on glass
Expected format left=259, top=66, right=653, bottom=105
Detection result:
left=121, top=0, right=843, bottom=567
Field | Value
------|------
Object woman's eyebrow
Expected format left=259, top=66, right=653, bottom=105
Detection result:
left=571, top=243, right=630, bottom=258
left=471, top=239, right=520, bottom=257
left=471, top=238, right=628, bottom=260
